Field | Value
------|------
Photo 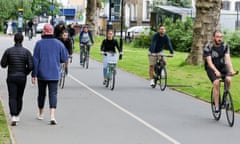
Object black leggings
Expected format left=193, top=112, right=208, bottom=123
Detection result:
left=7, top=76, right=26, bottom=116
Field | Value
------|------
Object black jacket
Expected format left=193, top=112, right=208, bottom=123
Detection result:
left=1, top=44, right=33, bottom=77
left=100, top=39, right=121, bottom=53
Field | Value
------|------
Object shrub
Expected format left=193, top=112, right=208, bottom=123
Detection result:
left=224, top=31, right=240, bottom=56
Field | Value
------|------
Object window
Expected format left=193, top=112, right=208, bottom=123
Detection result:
left=222, top=1, right=230, bottom=10
left=235, top=2, right=240, bottom=11
left=146, top=1, right=150, bottom=19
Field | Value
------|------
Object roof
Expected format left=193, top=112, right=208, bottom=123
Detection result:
left=155, top=5, right=196, bottom=17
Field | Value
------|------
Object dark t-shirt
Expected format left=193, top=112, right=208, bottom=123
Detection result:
left=203, top=42, right=229, bottom=69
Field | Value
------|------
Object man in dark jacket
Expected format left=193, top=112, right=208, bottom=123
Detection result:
left=1, top=33, right=33, bottom=126
left=148, top=25, right=174, bottom=87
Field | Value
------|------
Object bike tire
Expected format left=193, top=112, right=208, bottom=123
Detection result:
left=105, top=78, right=109, bottom=88
left=59, top=64, right=66, bottom=89
left=210, top=88, right=221, bottom=121
left=225, top=91, right=234, bottom=127
left=85, top=51, right=89, bottom=69
left=159, top=66, right=167, bottom=91
left=109, top=69, right=116, bottom=90
left=82, top=54, right=85, bottom=68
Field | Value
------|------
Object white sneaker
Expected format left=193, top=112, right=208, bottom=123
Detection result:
left=15, top=116, right=20, bottom=122
left=11, top=116, right=17, bottom=126
left=50, top=118, right=57, bottom=125
left=37, top=114, right=44, bottom=120
left=150, top=79, right=155, bottom=86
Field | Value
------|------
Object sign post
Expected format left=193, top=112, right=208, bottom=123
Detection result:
left=18, top=8, right=24, bottom=33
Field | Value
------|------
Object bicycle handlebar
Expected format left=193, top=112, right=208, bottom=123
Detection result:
left=219, top=71, right=239, bottom=78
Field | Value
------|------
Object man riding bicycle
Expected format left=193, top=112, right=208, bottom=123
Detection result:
left=79, top=25, right=94, bottom=65
left=149, top=25, right=174, bottom=87
left=203, top=30, right=236, bottom=113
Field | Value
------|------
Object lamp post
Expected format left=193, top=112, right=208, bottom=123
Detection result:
left=120, top=0, right=124, bottom=51
left=50, top=0, right=54, bottom=25
left=107, top=0, right=113, bottom=31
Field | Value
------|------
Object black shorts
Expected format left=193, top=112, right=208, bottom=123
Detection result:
left=206, top=65, right=228, bottom=83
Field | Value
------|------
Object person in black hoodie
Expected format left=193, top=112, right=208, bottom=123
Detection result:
left=1, top=33, right=33, bottom=126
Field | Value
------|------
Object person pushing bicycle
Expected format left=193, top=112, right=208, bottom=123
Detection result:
left=203, top=30, right=236, bottom=114
left=100, top=29, right=122, bottom=85
left=149, top=25, right=174, bottom=87
left=79, top=25, right=94, bottom=65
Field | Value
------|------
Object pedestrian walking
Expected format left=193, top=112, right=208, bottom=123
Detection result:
left=0, top=33, right=33, bottom=126
left=31, top=24, right=68, bottom=125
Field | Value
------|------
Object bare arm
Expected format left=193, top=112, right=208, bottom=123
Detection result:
left=225, top=53, right=234, bottom=74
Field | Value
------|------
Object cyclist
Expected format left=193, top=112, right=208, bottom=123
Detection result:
left=79, top=25, right=94, bottom=65
left=149, top=25, right=174, bottom=87
left=100, top=29, right=122, bottom=85
left=68, top=23, right=76, bottom=49
left=59, top=30, right=73, bottom=75
left=203, top=30, right=236, bottom=113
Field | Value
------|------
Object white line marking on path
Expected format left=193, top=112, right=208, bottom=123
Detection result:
left=69, top=74, right=181, bottom=144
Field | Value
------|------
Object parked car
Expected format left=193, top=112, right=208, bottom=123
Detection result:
left=126, top=26, right=151, bottom=38
left=36, top=22, right=48, bottom=33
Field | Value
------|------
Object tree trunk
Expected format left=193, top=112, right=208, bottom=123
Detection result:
left=186, top=0, right=222, bottom=65
left=86, top=0, right=102, bottom=36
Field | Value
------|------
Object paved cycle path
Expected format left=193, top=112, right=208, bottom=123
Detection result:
left=0, top=34, right=240, bottom=144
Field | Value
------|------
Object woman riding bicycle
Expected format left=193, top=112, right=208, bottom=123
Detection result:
left=79, top=25, right=94, bottom=65
left=203, top=30, right=236, bottom=113
left=100, top=29, right=122, bottom=85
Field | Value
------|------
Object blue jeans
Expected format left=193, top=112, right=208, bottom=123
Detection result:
left=37, top=80, right=58, bottom=109
left=103, top=55, right=108, bottom=79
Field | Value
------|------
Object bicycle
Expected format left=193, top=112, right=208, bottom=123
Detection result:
left=59, top=57, right=72, bottom=89
left=28, top=28, right=33, bottom=40
left=150, top=54, right=173, bottom=91
left=80, top=43, right=91, bottom=69
left=103, top=52, right=119, bottom=90
left=211, top=71, right=238, bottom=127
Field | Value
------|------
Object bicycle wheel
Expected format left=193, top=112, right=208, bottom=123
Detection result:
left=59, top=64, right=65, bottom=89
left=82, top=53, right=86, bottom=68
left=109, top=68, right=116, bottom=90
left=210, top=88, right=221, bottom=121
left=85, top=50, right=89, bottom=69
left=225, top=91, right=234, bottom=127
left=159, top=66, right=167, bottom=91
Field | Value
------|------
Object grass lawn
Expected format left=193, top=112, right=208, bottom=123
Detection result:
left=75, top=36, right=240, bottom=111
left=0, top=103, right=11, bottom=144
